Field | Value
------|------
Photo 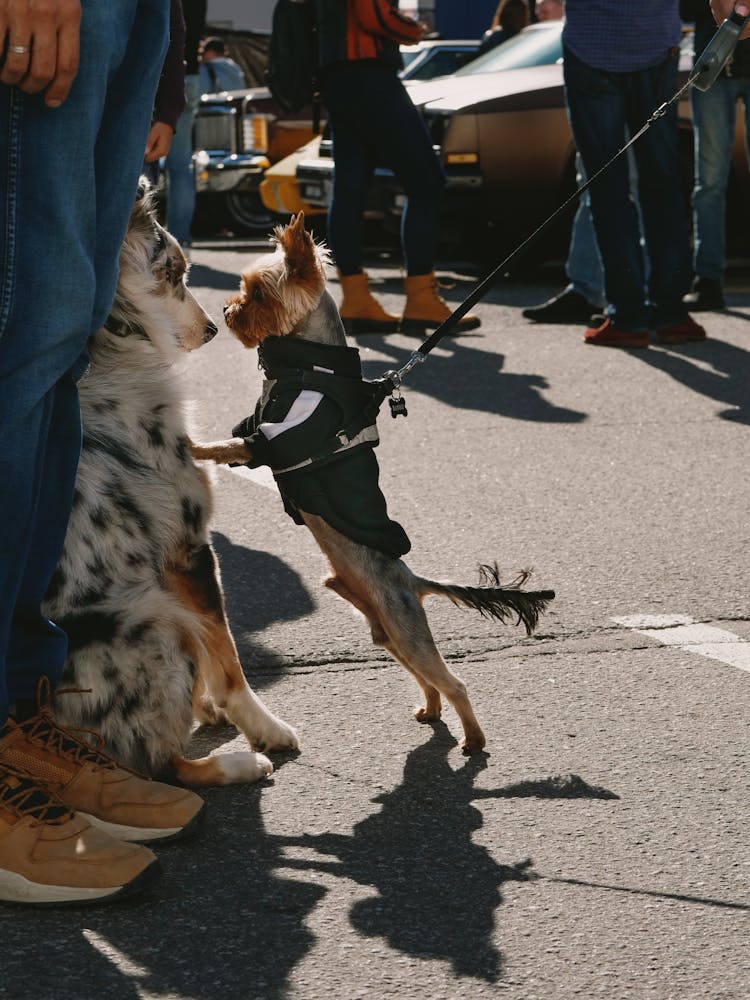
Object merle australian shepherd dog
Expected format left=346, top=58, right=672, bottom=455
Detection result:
left=43, top=184, right=299, bottom=787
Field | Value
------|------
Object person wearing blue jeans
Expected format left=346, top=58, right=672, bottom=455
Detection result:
left=682, top=0, right=750, bottom=310
left=0, top=0, right=204, bottom=906
left=562, top=0, right=705, bottom=348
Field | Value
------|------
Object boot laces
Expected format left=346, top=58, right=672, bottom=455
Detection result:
left=0, top=765, right=71, bottom=825
left=20, top=677, right=140, bottom=776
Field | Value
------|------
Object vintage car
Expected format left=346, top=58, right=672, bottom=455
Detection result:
left=194, top=40, right=481, bottom=235
left=296, top=20, right=750, bottom=268
left=192, top=85, right=323, bottom=235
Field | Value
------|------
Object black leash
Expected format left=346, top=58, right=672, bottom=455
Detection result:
left=375, top=9, right=750, bottom=414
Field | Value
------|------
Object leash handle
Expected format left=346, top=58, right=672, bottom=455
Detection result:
left=692, top=6, right=750, bottom=92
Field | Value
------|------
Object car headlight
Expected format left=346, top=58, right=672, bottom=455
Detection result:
left=242, top=114, right=269, bottom=154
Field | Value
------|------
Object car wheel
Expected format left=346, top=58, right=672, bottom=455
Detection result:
left=224, top=191, right=274, bottom=235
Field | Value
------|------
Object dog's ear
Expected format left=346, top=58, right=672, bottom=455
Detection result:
left=280, top=212, right=316, bottom=280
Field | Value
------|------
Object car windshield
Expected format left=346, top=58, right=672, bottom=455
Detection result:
left=456, top=23, right=562, bottom=75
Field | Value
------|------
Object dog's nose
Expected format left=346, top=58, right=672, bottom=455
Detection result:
left=204, top=321, right=218, bottom=344
left=223, top=304, right=230, bottom=316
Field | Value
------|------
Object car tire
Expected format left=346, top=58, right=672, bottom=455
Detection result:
left=224, top=191, right=274, bottom=235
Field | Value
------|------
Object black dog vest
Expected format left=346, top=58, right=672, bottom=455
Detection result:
left=232, top=337, right=411, bottom=560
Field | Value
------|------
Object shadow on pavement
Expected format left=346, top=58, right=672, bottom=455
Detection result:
left=279, top=726, right=619, bottom=984
left=632, top=336, right=750, bottom=424
left=357, top=334, right=587, bottom=424
left=211, top=531, right=316, bottom=676
left=1, top=728, right=621, bottom=999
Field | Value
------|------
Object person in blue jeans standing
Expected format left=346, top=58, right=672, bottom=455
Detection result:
left=682, top=0, right=750, bottom=311
left=563, top=0, right=706, bottom=348
left=0, top=0, right=204, bottom=906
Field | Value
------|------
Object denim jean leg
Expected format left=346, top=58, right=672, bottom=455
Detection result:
left=0, top=0, right=168, bottom=722
left=323, top=71, right=378, bottom=275
left=690, top=79, right=736, bottom=281
left=564, top=49, right=648, bottom=330
left=166, top=74, right=201, bottom=245
left=627, top=52, right=691, bottom=323
left=566, top=192, right=605, bottom=307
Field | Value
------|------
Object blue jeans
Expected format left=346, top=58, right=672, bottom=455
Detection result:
left=0, top=0, right=168, bottom=724
left=567, top=150, right=645, bottom=310
left=321, top=63, right=445, bottom=276
left=690, top=75, right=750, bottom=280
left=166, top=74, right=201, bottom=245
left=563, top=46, right=691, bottom=330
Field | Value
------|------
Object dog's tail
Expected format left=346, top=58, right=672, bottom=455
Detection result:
left=415, top=564, right=555, bottom=636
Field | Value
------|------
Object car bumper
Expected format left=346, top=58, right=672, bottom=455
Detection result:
left=193, top=152, right=270, bottom=195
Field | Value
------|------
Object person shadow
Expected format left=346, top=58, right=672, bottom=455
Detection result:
left=357, top=334, right=587, bottom=424
left=277, top=723, right=617, bottom=983
left=634, top=331, right=750, bottom=424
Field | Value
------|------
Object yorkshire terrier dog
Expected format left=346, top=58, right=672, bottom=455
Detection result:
left=193, top=213, right=554, bottom=754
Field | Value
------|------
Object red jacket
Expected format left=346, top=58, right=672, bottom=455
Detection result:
left=317, top=0, right=423, bottom=70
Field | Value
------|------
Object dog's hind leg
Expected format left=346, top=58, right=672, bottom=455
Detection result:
left=375, top=584, right=486, bottom=754
left=303, top=513, right=481, bottom=751
left=166, top=545, right=300, bottom=756
left=325, top=573, right=443, bottom=720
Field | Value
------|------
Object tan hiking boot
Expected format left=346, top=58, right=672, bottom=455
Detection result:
left=402, top=273, right=481, bottom=334
left=338, top=271, right=400, bottom=335
left=0, top=682, right=205, bottom=843
left=0, top=754, right=159, bottom=906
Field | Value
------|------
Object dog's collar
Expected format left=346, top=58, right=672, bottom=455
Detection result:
left=104, top=316, right=148, bottom=339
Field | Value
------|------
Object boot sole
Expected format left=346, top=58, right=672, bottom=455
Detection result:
left=341, top=317, right=400, bottom=335
left=81, top=800, right=206, bottom=844
left=400, top=316, right=481, bottom=334
left=0, top=857, right=161, bottom=907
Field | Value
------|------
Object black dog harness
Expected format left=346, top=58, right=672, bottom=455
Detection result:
left=232, top=336, right=411, bottom=560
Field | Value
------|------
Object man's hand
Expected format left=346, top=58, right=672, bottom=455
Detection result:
left=710, top=1, right=750, bottom=37
left=0, top=0, right=81, bottom=107
left=144, top=121, right=174, bottom=163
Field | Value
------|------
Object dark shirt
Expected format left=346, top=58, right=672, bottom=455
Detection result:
left=563, top=0, right=682, bottom=73
left=182, top=0, right=207, bottom=75
left=153, top=0, right=187, bottom=130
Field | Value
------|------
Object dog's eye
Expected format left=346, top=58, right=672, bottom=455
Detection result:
left=252, top=286, right=264, bottom=301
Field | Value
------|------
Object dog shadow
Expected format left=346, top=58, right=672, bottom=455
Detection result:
left=277, top=724, right=619, bottom=983
left=633, top=334, right=750, bottom=424
left=357, top=334, right=586, bottom=424
left=211, top=530, right=316, bottom=675
left=4, top=728, right=620, bottom=999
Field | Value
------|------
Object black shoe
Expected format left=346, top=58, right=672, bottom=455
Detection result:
left=522, top=288, right=599, bottom=324
left=682, top=277, right=725, bottom=312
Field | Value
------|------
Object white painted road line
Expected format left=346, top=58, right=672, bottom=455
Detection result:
left=613, top=614, right=750, bottom=675
left=227, top=464, right=278, bottom=492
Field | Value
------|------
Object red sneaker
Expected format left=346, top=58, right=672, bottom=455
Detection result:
left=583, top=317, right=649, bottom=348
left=654, top=316, right=707, bottom=344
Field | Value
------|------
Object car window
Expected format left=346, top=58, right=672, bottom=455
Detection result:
left=404, top=49, right=478, bottom=81
left=456, top=24, right=562, bottom=75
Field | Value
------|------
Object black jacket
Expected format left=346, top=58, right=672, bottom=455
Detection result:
left=232, top=337, right=411, bottom=560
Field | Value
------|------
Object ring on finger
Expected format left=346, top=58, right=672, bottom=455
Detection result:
left=8, top=43, right=32, bottom=55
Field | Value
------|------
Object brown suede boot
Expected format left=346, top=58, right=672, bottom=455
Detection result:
left=402, top=273, right=481, bottom=334
left=2, top=680, right=205, bottom=844
left=338, top=271, right=400, bottom=335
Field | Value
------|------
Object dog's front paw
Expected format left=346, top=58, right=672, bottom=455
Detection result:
left=251, top=716, right=300, bottom=754
left=211, top=751, right=274, bottom=784
left=191, top=438, right=252, bottom=465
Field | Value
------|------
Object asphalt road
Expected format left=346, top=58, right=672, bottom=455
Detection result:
left=4, top=239, right=748, bottom=1000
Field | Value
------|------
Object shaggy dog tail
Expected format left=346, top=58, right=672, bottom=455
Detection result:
left=415, top=564, right=555, bottom=636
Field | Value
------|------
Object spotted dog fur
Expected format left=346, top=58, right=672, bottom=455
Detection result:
left=43, top=183, right=299, bottom=787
